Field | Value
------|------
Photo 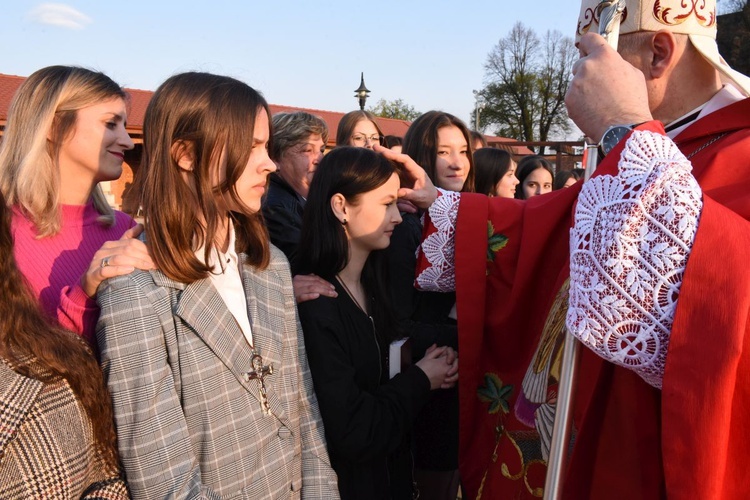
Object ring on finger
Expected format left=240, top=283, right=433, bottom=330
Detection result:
left=101, top=256, right=111, bottom=268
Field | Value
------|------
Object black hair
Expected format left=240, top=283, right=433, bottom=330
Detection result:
left=295, top=147, right=402, bottom=341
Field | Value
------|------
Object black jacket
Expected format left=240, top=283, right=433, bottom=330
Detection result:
left=298, top=278, right=431, bottom=500
left=261, top=173, right=305, bottom=263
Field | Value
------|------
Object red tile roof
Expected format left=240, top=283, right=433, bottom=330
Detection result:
left=1, top=72, right=529, bottom=154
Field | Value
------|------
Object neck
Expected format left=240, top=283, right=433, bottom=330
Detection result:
left=58, top=177, right=95, bottom=205
left=653, top=57, right=722, bottom=124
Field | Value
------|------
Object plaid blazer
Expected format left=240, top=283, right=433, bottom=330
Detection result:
left=0, top=358, right=129, bottom=499
left=96, top=247, right=339, bottom=500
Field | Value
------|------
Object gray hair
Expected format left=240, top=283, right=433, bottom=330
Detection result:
left=270, top=111, right=329, bottom=161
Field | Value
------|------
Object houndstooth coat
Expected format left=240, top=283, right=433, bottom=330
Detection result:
left=0, top=358, right=129, bottom=499
left=96, top=246, right=339, bottom=500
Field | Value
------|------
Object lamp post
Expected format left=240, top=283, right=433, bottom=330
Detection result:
left=354, top=72, right=371, bottom=111
left=473, top=89, right=486, bottom=131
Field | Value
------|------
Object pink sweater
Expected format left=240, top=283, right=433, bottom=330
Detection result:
left=12, top=203, right=135, bottom=345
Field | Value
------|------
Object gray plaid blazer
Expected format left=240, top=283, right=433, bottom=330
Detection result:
left=0, top=358, right=129, bottom=499
left=96, top=247, right=339, bottom=499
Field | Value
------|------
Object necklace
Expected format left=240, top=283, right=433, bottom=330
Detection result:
left=336, top=274, right=369, bottom=316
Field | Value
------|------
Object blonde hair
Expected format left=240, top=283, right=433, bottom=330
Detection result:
left=0, top=66, right=127, bottom=237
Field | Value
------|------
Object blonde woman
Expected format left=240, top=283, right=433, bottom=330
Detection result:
left=0, top=66, right=155, bottom=344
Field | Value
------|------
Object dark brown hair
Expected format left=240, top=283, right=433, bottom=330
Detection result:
left=402, top=111, right=475, bottom=193
left=515, top=155, right=554, bottom=199
left=335, top=110, right=384, bottom=146
left=0, top=191, right=118, bottom=466
left=473, top=148, right=514, bottom=196
left=137, top=72, right=271, bottom=282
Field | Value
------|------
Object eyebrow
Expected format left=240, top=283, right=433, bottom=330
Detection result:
left=382, top=194, right=397, bottom=202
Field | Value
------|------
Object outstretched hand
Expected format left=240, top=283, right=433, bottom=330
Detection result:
left=81, top=224, right=156, bottom=297
left=565, top=33, right=653, bottom=142
left=374, top=144, right=438, bottom=210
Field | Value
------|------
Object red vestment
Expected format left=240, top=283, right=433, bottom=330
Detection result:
left=444, top=99, right=750, bottom=499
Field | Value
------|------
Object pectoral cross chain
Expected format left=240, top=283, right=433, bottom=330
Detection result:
left=243, top=351, right=274, bottom=415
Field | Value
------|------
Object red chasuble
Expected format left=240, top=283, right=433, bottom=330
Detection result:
left=440, top=99, right=750, bottom=499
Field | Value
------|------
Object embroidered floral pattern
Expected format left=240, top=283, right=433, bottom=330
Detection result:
left=487, top=221, right=509, bottom=263
left=567, top=131, right=703, bottom=389
left=416, top=189, right=460, bottom=292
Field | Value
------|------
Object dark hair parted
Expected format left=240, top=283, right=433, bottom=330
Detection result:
left=335, top=110, right=384, bottom=146
left=383, top=135, right=403, bottom=149
left=295, top=147, right=402, bottom=341
left=402, top=111, right=475, bottom=193
left=473, top=148, right=514, bottom=196
left=515, top=155, right=554, bottom=199
left=137, top=72, right=271, bottom=283
left=553, top=168, right=584, bottom=190
left=470, top=130, right=488, bottom=149
left=0, top=191, right=119, bottom=468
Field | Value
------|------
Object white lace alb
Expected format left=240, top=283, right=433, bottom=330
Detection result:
left=566, top=131, right=703, bottom=389
left=415, top=189, right=460, bottom=292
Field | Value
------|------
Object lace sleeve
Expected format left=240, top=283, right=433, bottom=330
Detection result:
left=415, top=189, right=461, bottom=292
left=566, top=130, right=703, bottom=389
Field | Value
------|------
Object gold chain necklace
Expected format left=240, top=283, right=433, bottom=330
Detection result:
left=336, top=274, right=369, bottom=316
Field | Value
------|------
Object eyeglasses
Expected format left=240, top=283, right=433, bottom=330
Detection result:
left=350, top=134, right=383, bottom=147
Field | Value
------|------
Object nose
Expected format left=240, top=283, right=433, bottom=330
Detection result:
left=513, top=176, right=519, bottom=186
left=534, top=185, right=542, bottom=195
left=261, top=151, right=277, bottom=174
left=119, top=128, right=135, bottom=151
left=448, top=152, right=464, bottom=169
left=315, top=151, right=324, bottom=163
left=393, top=210, right=403, bottom=225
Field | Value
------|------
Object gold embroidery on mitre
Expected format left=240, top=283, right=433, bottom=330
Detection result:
left=653, top=0, right=716, bottom=27
left=578, top=3, right=629, bottom=36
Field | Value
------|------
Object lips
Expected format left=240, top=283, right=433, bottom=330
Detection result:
left=109, top=151, right=125, bottom=160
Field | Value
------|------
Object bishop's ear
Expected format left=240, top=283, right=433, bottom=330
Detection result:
left=171, top=140, right=196, bottom=172
left=648, top=30, right=678, bottom=79
left=330, top=193, right=348, bottom=225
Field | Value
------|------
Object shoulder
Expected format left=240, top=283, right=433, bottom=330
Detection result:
left=297, top=294, right=341, bottom=326
left=113, top=210, right=136, bottom=230
left=97, top=269, right=175, bottom=310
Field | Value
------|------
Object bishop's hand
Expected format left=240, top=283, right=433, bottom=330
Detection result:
left=565, top=33, right=653, bottom=142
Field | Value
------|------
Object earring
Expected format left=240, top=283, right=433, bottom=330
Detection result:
left=341, top=218, right=347, bottom=226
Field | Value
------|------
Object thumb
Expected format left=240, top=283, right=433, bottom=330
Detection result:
left=122, top=223, right=144, bottom=239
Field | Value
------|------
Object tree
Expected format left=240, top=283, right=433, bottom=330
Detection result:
left=475, top=22, right=577, bottom=143
left=368, top=98, right=421, bottom=121
left=718, top=0, right=747, bottom=14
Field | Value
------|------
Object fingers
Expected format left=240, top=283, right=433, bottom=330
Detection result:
left=577, top=32, right=610, bottom=57
left=396, top=199, right=418, bottom=214
left=121, top=223, right=145, bottom=239
left=293, top=274, right=337, bottom=304
left=80, top=237, right=157, bottom=297
left=423, top=345, right=447, bottom=360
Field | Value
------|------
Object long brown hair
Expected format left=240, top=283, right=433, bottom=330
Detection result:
left=137, top=72, right=271, bottom=283
left=402, top=110, right=476, bottom=193
left=0, top=192, right=118, bottom=466
left=335, top=110, right=384, bottom=146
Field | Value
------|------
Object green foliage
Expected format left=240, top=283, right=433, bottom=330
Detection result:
left=475, top=22, right=577, bottom=143
left=477, top=373, right=513, bottom=415
left=368, top=98, right=421, bottom=121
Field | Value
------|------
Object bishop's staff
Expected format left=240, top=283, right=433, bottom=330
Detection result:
left=543, top=1, right=626, bottom=498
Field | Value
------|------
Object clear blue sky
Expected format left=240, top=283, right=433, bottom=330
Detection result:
left=2, top=1, right=581, bottom=132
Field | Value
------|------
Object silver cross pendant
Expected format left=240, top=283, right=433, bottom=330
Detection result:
left=243, top=350, right=274, bottom=415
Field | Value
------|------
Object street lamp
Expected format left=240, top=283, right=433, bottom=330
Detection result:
left=473, top=90, right=486, bottom=131
left=354, top=72, right=370, bottom=111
